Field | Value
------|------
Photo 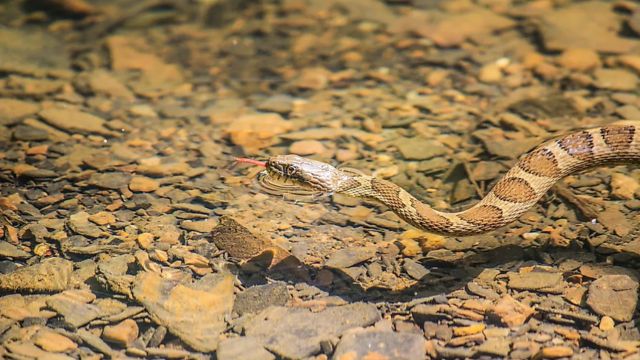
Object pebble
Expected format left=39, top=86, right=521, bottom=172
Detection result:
left=557, top=48, right=600, bottom=71
left=599, top=316, right=615, bottom=331
left=39, top=108, right=111, bottom=135
left=395, top=138, right=448, bottom=160
left=225, top=113, right=293, bottom=153
left=33, top=329, right=77, bottom=352
left=586, top=275, right=638, bottom=322
left=478, top=63, right=503, bottom=83
left=217, top=336, right=275, bottom=360
left=332, top=331, right=425, bottom=360
left=88, top=211, right=116, bottom=225
left=234, top=282, right=289, bottom=316
left=0, top=98, right=40, bottom=125
left=129, top=176, right=160, bottom=192
left=102, top=319, right=139, bottom=347
left=488, top=295, right=535, bottom=328
left=289, top=140, right=326, bottom=155
left=0, top=241, right=30, bottom=259
left=324, top=246, right=376, bottom=268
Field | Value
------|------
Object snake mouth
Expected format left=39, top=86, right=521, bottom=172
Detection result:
left=257, top=169, right=323, bottom=199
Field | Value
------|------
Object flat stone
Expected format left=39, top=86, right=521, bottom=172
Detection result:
left=487, top=295, right=535, bottom=328
left=132, top=271, right=234, bottom=352
left=234, top=282, right=289, bottom=316
left=593, top=69, right=638, bottom=91
left=39, top=108, right=111, bottom=135
left=13, top=125, right=49, bottom=141
left=0, top=241, right=30, bottom=259
left=395, top=138, right=448, bottom=160
left=47, top=295, right=102, bottom=328
left=0, top=257, right=72, bottom=293
left=244, top=303, right=380, bottom=359
left=403, top=258, right=430, bottom=280
left=129, top=176, right=159, bottom=192
left=0, top=28, right=69, bottom=74
left=325, top=246, right=377, bottom=268
left=476, top=337, right=511, bottom=357
left=87, top=172, right=131, bottom=190
left=256, top=95, right=294, bottom=114
left=102, top=319, right=139, bottom=347
left=217, top=336, right=275, bottom=360
left=332, top=331, right=425, bottom=360
left=586, top=275, right=638, bottom=322
left=508, top=271, right=564, bottom=293
left=225, top=113, right=293, bottom=154
left=0, top=98, right=40, bottom=125
left=33, top=329, right=78, bottom=352
left=68, top=211, right=102, bottom=238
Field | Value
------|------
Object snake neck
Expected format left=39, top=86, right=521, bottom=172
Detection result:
left=334, top=122, right=640, bottom=236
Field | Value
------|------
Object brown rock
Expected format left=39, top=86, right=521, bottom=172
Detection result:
left=599, top=316, right=615, bottom=331
left=39, top=108, right=111, bottom=135
left=0, top=98, right=40, bottom=125
left=225, top=113, right=293, bottom=154
left=593, top=69, right=638, bottom=91
left=88, top=211, right=116, bottom=226
left=586, top=275, right=638, bottom=322
left=537, top=346, right=574, bottom=359
left=34, top=329, right=77, bottom=352
left=478, top=63, right=503, bottom=83
left=129, top=176, right=159, bottom=192
left=102, top=319, right=139, bottom=347
left=619, top=55, right=640, bottom=74
left=610, top=173, right=639, bottom=200
left=557, top=48, right=600, bottom=71
left=488, top=295, right=535, bottom=328
left=0, top=257, right=73, bottom=293
left=294, top=67, right=331, bottom=90
left=289, top=140, right=326, bottom=156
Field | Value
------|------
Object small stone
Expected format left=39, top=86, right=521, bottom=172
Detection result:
left=225, top=113, right=293, bottom=154
left=294, top=67, right=330, bottom=90
left=610, top=173, right=639, bottom=200
left=593, top=69, right=638, bottom=91
left=68, top=211, right=102, bottom=238
left=453, top=323, right=485, bottom=337
left=325, top=246, right=376, bottom=268
left=137, top=233, right=154, bottom=249
left=102, top=319, right=139, bottom=347
left=586, top=275, right=638, bottom=322
left=599, top=316, right=615, bottom=331
left=476, top=337, right=510, bottom=357
left=488, top=295, right=535, bottom=328
left=34, top=329, right=77, bottom=352
left=403, top=258, right=430, bottom=280
left=180, top=219, right=218, bottom=233
left=39, top=108, right=111, bottom=135
left=88, top=172, right=131, bottom=190
left=88, top=211, right=116, bottom=226
left=0, top=98, right=40, bottom=125
left=129, top=176, right=159, bottom=192
left=0, top=241, right=30, bottom=259
left=234, top=282, right=289, bottom=316
left=217, top=336, right=275, bottom=360
left=13, top=125, right=49, bottom=141
left=557, top=48, right=600, bottom=71
left=289, top=140, right=326, bottom=156
left=395, top=138, right=448, bottom=160
left=508, top=271, right=564, bottom=293
left=537, top=346, right=574, bottom=359
left=399, top=239, right=422, bottom=257
left=333, top=331, right=425, bottom=360
left=478, top=63, right=503, bottom=83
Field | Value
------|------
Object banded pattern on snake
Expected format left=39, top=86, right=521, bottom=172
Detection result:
left=263, top=122, right=640, bottom=236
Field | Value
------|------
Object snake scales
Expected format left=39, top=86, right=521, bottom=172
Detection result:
left=263, top=122, right=640, bottom=236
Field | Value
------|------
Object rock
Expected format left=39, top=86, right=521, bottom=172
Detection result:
left=217, top=336, right=275, bottom=360
left=68, top=211, right=102, bottom=238
left=102, top=319, right=139, bottom=347
left=88, top=172, right=131, bottom=190
left=325, top=246, right=376, bottom=268
left=586, top=275, right=638, bottom=322
left=289, top=140, right=326, bottom=155
left=132, top=271, right=234, bottom=352
left=97, top=254, right=135, bottom=297
left=294, top=67, right=331, bottom=90
left=225, top=113, right=293, bottom=153
left=13, top=125, right=49, bottom=141
left=129, top=176, right=159, bottom=192
left=539, top=1, right=640, bottom=53
left=39, top=108, right=112, bottom=135
left=619, top=55, right=640, bottom=74
left=0, top=98, right=40, bottom=125
left=395, top=138, right=448, bottom=160
left=88, top=211, right=116, bottom=225
left=0, top=241, right=30, bottom=259
left=0, top=257, right=72, bottom=293
left=332, top=331, right=425, bottom=360
left=487, top=295, right=535, bottom=328
left=557, top=48, right=600, bottom=71
left=0, top=28, right=69, bottom=74
left=593, top=69, right=638, bottom=91
left=478, top=63, right=502, bottom=83
left=244, top=303, right=380, bottom=359
left=507, top=271, right=564, bottom=293
left=599, top=316, right=615, bottom=331
left=403, top=259, right=430, bottom=280
left=476, top=337, right=511, bottom=357
left=34, top=329, right=78, bottom=352
left=13, top=164, right=57, bottom=178
left=76, top=69, right=134, bottom=100
left=256, top=95, right=294, bottom=114
left=47, top=292, right=103, bottom=328
left=610, top=173, right=639, bottom=200
left=180, top=219, right=218, bottom=233
left=234, top=282, right=289, bottom=316
left=536, top=346, right=574, bottom=359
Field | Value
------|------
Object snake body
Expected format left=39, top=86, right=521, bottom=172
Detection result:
left=265, top=122, right=640, bottom=236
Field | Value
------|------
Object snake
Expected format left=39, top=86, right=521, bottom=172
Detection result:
left=253, top=121, right=640, bottom=236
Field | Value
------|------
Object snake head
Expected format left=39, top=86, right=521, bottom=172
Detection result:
left=265, top=154, right=344, bottom=193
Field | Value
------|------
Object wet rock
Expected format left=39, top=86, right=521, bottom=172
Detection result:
left=610, top=173, right=639, bottom=200
left=132, top=271, right=234, bottom=352
left=403, top=258, right=430, bottom=280
left=77, top=328, right=115, bottom=357
left=88, top=211, right=116, bottom=226
left=289, top=140, right=326, bottom=156
left=234, top=282, right=289, bottom=316
left=47, top=291, right=103, bottom=328
left=225, top=113, right=293, bottom=153
left=180, top=218, right=218, bottom=233
left=13, top=125, right=49, bottom=141
left=478, top=63, right=502, bottom=83
left=557, top=48, right=600, bottom=71
left=75, top=69, right=134, bottom=100
left=325, top=246, right=376, bottom=268
left=536, top=346, right=574, bottom=359
left=39, top=108, right=112, bottom=135
left=395, top=138, right=448, bottom=160
left=0, top=257, right=72, bottom=293
left=332, top=330, right=425, bottom=360
left=33, top=329, right=78, bottom=352
left=244, top=303, right=380, bottom=359
left=68, top=211, right=102, bottom=238
left=217, top=336, right=275, bottom=360
left=102, top=319, right=139, bottom=347
left=0, top=28, right=69, bottom=73
left=507, top=271, right=564, bottom=293
left=593, top=69, right=638, bottom=91
left=586, top=275, right=638, bottom=322
left=256, top=95, right=294, bottom=114
left=13, top=164, right=57, bottom=178
left=87, top=172, right=131, bottom=190
left=487, top=295, right=535, bottom=328
left=294, top=67, right=331, bottom=90
left=0, top=98, right=40, bottom=125
left=129, top=176, right=159, bottom=192
left=97, top=254, right=135, bottom=297
left=0, top=241, right=30, bottom=259
left=539, top=1, right=640, bottom=53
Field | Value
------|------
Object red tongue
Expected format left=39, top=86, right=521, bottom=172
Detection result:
left=234, top=157, right=267, bottom=167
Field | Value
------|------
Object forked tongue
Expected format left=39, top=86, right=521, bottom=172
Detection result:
left=234, top=157, right=266, bottom=167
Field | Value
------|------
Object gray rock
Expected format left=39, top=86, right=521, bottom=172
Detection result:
left=325, top=246, right=376, bottom=269
left=256, top=95, right=294, bottom=114
left=68, top=211, right=102, bottom=238
left=234, top=282, right=289, bottom=316
left=586, top=275, right=638, bottom=322
left=47, top=296, right=103, bottom=328
left=332, top=331, right=425, bottom=360
left=217, top=336, right=275, bottom=360
left=0, top=241, right=30, bottom=259
left=403, top=259, right=430, bottom=280
left=12, top=125, right=49, bottom=141
left=244, top=303, right=380, bottom=359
